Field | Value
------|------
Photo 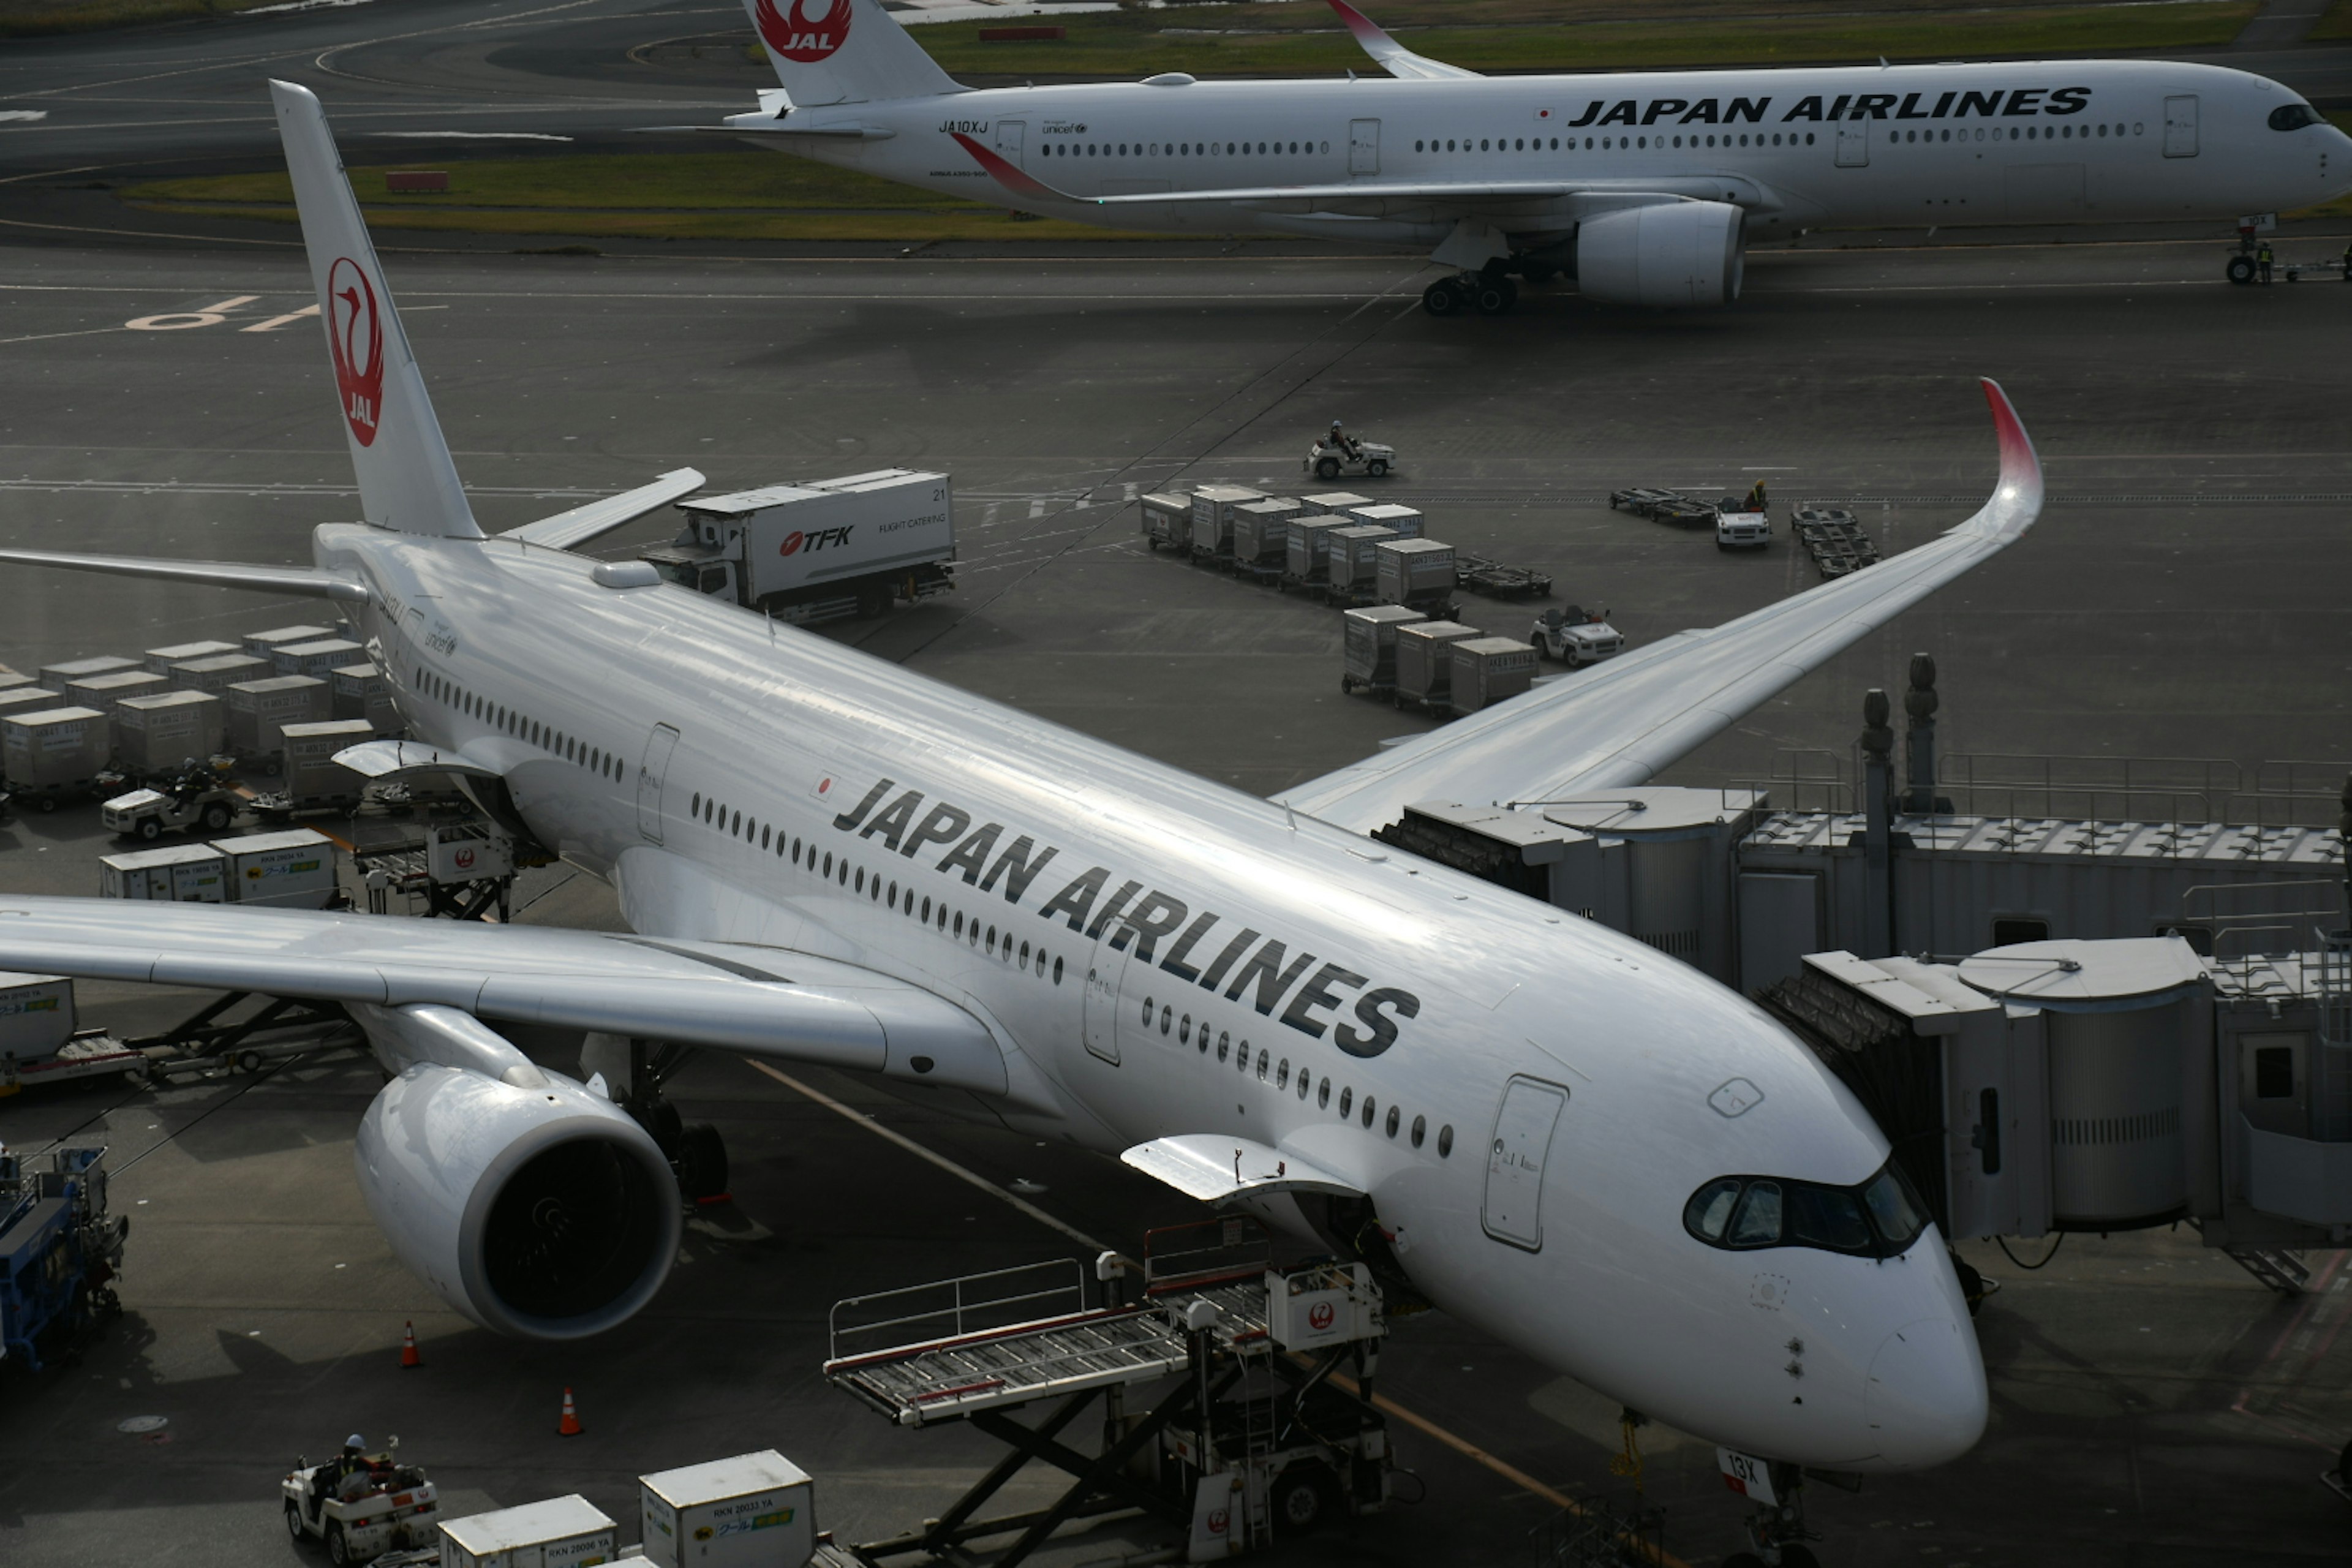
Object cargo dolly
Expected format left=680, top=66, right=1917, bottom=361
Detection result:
left=1790, top=506, right=1880, bottom=579
left=822, top=1218, right=1393, bottom=1566
left=1456, top=554, right=1554, bottom=601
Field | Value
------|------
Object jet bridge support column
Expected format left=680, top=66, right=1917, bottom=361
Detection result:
left=1860, top=689, right=1895, bottom=959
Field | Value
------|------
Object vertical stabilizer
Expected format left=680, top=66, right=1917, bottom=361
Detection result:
left=269, top=80, right=482, bottom=540
left=741, top=0, right=962, bottom=108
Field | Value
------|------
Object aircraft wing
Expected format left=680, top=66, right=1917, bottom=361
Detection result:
left=502, top=467, right=706, bottom=551
left=0, top=548, right=366, bottom=603
left=1274, top=380, right=2044, bottom=832
left=0, top=895, right=1007, bottom=1095
left=1327, top=0, right=1480, bottom=80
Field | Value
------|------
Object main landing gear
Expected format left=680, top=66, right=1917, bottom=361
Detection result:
left=584, top=1036, right=729, bottom=1203
left=1422, top=271, right=1518, bottom=317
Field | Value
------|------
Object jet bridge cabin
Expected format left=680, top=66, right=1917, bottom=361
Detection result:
left=642, top=468, right=956, bottom=625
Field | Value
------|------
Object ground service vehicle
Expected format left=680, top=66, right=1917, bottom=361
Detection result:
left=281, top=1441, right=439, bottom=1566
left=102, top=767, right=241, bottom=841
left=1305, top=439, right=1396, bottom=482
left=645, top=470, right=955, bottom=624
left=1529, top=606, right=1627, bottom=669
left=1716, top=505, right=1771, bottom=551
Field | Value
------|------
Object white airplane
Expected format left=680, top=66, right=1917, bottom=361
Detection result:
left=712, top=0, right=2352, bottom=312
left=0, top=82, right=2041, bottom=1527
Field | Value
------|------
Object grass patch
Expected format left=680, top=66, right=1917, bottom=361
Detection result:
left=122, top=152, right=1163, bottom=242
left=2309, top=0, right=2352, bottom=38
left=0, top=0, right=284, bottom=38
left=910, top=1, right=2260, bottom=75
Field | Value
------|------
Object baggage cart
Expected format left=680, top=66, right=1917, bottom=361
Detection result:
left=439, top=1495, right=615, bottom=1568
left=1298, top=491, right=1373, bottom=517
left=1395, top=620, right=1481, bottom=710
left=37, top=655, right=137, bottom=687
left=270, top=636, right=366, bottom=680
left=1457, top=553, right=1555, bottom=600
left=241, top=624, right=334, bottom=659
left=1233, top=497, right=1305, bottom=577
left=1138, top=491, right=1192, bottom=553
left=2, top=706, right=110, bottom=809
left=1282, top=516, right=1349, bottom=594
left=63, top=669, right=170, bottom=717
left=0, top=972, right=75, bottom=1060
left=638, top=1450, right=815, bottom=1568
left=1343, top=502, right=1422, bottom=539
left=217, top=828, right=339, bottom=908
left=1340, top=605, right=1425, bottom=695
left=1188, top=485, right=1263, bottom=566
left=142, top=639, right=239, bottom=674
left=225, top=675, right=331, bottom=763
left=100, top=843, right=230, bottom=901
left=331, top=663, right=401, bottom=734
left=112, top=689, right=225, bottom=775
left=1323, top=524, right=1398, bottom=604
left=169, top=651, right=271, bottom=695
left=0, top=665, right=29, bottom=692
left=0, top=688, right=61, bottom=723
left=272, top=719, right=374, bottom=809
left=1374, top=537, right=1456, bottom=613
left=1449, top=636, right=1539, bottom=714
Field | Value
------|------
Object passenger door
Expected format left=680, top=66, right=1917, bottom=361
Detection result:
left=1082, top=946, right=1126, bottom=1065
left=1483, top=1076, right=1568, bottom=1251
left=1835, top=114, right=1869, bottom=168
left=2163, top=95, right=2198, bottom=157
left=993, top=119, right=1027, bottom=167
left=636, top=723, right=679, bottom=844
left=1349, top=118, right=1380, bottom=175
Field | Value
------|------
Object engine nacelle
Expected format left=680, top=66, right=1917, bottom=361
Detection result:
left=1576, top=201, right=1744, bottom=307
left=355, top=1062, right=681, bottom=1340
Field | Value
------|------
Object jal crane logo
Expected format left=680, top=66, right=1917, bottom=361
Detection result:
left=326, top=256, right=386, bottom=447
left=453, top=847, right=476, bottom=871
left=754, top=0, right=851, bottom=62
left=1307, top=1300, right=1337, bottom=1332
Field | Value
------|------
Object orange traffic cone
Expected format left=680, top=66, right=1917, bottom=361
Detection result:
left=557, top=1387, right=584, bottom=1437
left=399, top=1322, right=421, bottom=1369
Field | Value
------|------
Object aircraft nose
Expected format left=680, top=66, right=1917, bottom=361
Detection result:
left=1862, top=1316, right=1987, bottom=1469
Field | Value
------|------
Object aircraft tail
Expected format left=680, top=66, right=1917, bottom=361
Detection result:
left=269, top=80, right=482, bottom=540
left=741, top=0, right=962, bottom=108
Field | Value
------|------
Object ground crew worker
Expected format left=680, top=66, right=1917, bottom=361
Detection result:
left=1324, top=420, right=1360, bottom=461
left=1746, top=479, right=1768, bottom=511
left=2258, top=239, right=2275, bottom=284
left=311, top=1435, right=367, bottom=1518
left=2341, top=237, right=2350, bottom=280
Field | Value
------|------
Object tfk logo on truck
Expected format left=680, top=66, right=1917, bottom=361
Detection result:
left=0, top=997, right=59, bottom=1018
left=754, top=0, right=850, bottom=62
left=326, top=257, right=386, bottom=448
left=780, top=526, right=854, bottom=557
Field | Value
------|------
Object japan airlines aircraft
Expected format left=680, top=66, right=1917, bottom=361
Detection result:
left=0, top=83, right=2043, bottom=1487
left=712, top=0, right=2352, bottom=311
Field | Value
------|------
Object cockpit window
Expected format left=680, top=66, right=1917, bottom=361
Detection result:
left=1683, top=1158, right=1929, bottom=1259
left=2270, top=103, right=2324, bottom=131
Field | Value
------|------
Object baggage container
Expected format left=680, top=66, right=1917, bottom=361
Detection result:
left=1286, top=516, right=1349, bottom=585
left=66, top=668, right=172, bottom=717
left=113, top=690, right=225, bottom=773
left=1188, top=485, right=1263, bottom=559
left=1298, top=491, right=1373, bottom=517
left=1233, top=497, right=1306, bottom=567
left=1325, top=524, right=1399, bottom=590
left=0, top=973, right=75, bottom=1059
left=1395, top=620, right=1482, bottom=704
left=225, top=676, right=330, bottom=756
left=330, top=663, right=399, bottom=733
left=2, top=707, right=109, bottom=792
left=1375, top=538, right=1457, bottom=609
left=270, top=636, right=366, bottom=680
left=1341, top=605, right=1425, bottom=688
left=277, top=719, right=374, bottom=804
left=439, top=1495, right=616, bottom=1568
left=38, top=655, right=137, bottom=687
left=1139, top=491, right=1192, bottom=551
left=0, top=666, right=34, bottom=693
left=1450, top=636, right=1539, bottom=713
left=0, top=687, right=61, bottom=722
left=664, top=469, right=954, bottom=609
left=170, top=652, right=272, bottom=695
left=242, top=624, right=334, bottom=659
left=142, top=639, right=239, bottom=674
left=216, top=828, right=338, bottom=908
left=1344, top=502, right=1423, bottom=539
left=639, top=1449, right=815, bottom=1568
left=100, top=843, right=228, bottom=903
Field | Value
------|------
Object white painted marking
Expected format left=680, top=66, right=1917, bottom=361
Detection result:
left=376, top=131, right=575, bottom=141
left=125, top=295, right=257, bottom=331
left=239, top=304, right=320, bottom=334
left=0, top=111, right=48, bottom=125
left=1027, top=498, right=1047, bottom=519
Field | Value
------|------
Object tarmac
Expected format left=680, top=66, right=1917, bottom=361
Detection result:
left=4, top=4, right=2352, bottom=1566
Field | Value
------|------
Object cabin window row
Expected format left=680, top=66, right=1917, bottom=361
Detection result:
left=1416, top=132, right=1819, bottom=152
left=1139, top=993, right=1454, bottom=1158
left=418, top=668, right=622, bottom=781
left=1044, top=140, right=1332, bottom=157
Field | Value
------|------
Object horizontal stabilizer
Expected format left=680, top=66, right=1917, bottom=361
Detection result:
left=0, top=546, right=366, bottom=603
left=502, top=467, right=706, bottom=551
left=1121, top=1134, right=1363, bottom=1205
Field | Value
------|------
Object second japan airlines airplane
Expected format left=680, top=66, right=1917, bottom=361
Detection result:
left=713, top=0, right=2352, bottom=312
left=1, top=83, right=2038, bottom=1507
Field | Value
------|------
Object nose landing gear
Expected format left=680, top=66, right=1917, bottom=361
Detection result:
left=1721, top=1457, right=1823, bottom=1568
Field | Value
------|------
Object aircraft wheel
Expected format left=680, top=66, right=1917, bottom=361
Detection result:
left=676, top=1121, right=729, bottom=1201
left=1421, top=279, right=1464, bottom=317
left=2227, top=254, right=2258, bottom=285
left=1473, top=277, right=1518, bottom=315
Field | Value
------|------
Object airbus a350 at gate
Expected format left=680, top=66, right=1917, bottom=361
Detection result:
left=1, top=83, right=2045, bottom=1504
left=711, top=0, right=2352, bottom=312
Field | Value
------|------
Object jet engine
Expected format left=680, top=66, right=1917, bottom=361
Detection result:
left=355, top=1061, right=682, bottom=1340
left=1575, top=200, right=1744, bottom=307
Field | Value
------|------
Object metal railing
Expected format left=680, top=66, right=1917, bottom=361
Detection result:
left=2182, top=880, right=2348, bottom=961
left=1728, top=748, right=1855, bottom=816
left=1934, top=752, right=2235, bottom=829
left=827, top=1258, right=1088, bottom=1366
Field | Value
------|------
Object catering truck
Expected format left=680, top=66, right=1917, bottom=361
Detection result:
left=643, top=469, right=954, bottom=625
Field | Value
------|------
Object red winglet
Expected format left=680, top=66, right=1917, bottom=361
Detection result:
left=1977, top=377, right=2043, bottom=513
left=1326, top=0, right=1394, bottom=50
left=950, top=131, right=1068, bottom=202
